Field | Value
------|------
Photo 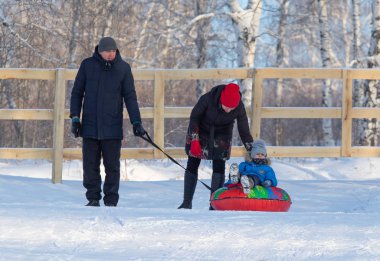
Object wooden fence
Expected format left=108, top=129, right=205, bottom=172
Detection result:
left=1, top=67, right=380, bottom=183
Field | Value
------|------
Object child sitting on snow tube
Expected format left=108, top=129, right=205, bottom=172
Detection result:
left=213, top=139, right=291, bottom=211
left=225, top=139, right=277, bottom=194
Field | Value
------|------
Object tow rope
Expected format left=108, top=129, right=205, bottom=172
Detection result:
left=139, top=132, right=212, bottom=192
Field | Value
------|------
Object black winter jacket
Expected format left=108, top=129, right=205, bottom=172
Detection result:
left=70, top=47, right=141, bottom=140
left=185, top=85, right=253, bottom=160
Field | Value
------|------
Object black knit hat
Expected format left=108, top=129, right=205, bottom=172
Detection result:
left=98, top=37, right=117, bottom=52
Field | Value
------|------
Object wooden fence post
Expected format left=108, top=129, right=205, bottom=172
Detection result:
left=153, top=71, right=165, bottom=158
left=251, top=69, right=263, bottom=139
left=341, top=69, right=352, bottom=157
left=52, top=68, right=66, bottom=183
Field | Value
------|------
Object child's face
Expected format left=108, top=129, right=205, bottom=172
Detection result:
left=253, top=153, right=266, bottom=159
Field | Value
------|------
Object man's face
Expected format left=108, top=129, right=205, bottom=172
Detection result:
left=100, top=50, right=116, bottom=61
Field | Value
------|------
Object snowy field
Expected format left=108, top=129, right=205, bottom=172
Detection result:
left=0, top=157, right=380, bottom=260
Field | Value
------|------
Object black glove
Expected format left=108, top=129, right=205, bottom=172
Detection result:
left=244, top=141, right=254, bottom=160
left=133, top=122, right=146, bottom=137
left=71, top=117, right=81, bottom=138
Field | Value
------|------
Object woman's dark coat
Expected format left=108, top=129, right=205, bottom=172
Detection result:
left=185, top=85, right=253, bottom=160
left=70, top=47, right=141, bottom=139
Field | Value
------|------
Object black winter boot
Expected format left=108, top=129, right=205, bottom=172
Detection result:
left=178, top=171, right=197, bottom=209
left=178, top=200, right=192, bottom=209
left=85, top=200, right=100, bottom=207
left=211, top=172, right=225, bottom=193
left=209, top=172, right=225, bottom=210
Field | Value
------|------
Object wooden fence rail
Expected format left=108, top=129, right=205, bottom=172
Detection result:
left=1, top=67, right=380, bottom=183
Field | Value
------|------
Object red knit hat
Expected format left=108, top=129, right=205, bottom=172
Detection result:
left=220, top=83, right=241, bottom=108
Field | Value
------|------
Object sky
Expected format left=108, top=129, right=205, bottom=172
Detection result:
left=0, top=157, right=379, bottom=260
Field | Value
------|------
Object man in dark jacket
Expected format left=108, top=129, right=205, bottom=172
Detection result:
left=178, top=83, right=254, bottom=209
left=70, top=37, right=146, bottom=207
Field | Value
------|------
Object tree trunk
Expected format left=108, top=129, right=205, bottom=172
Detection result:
left=229, top=0, right=262, bottom=106
left=132, top=2, right=156, bottom=67
left=195, top=0, right=209, bottom=98
left=317, top=0, right=335, bottom=146
left=274, top=0, right=289, bottom=146
left=101, top=0, right=115, bottom=37
left=359, top=0, right=380, bottom=146
left=67, top=0, right=82, bottom=69
left=350, top=0, right=365, bottom=144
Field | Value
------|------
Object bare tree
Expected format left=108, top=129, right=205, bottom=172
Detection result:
left=194, top=0, right=211, bottom=98
left=67, top=0, right=83, bottom=69
left=132, top=2, right=157, bottom=67
left=351, top=0, right=380, bottom=145
left=187, top=0, right=263, bottom=105
left=273, top=0, right=289, bottom=146
left=349, top=0, right=366, bottom=144
left=361, top=0, right=380, bottom=146
left=316, top=0, right=337, bottom=146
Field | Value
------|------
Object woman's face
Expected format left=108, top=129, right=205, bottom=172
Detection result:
left=221, top=104, right=236, bottom=113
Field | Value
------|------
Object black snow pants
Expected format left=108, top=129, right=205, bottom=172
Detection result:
left=82, top=138, right=121, bottom=205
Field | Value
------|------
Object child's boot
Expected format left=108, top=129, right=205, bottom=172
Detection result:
left=229, top=163, right=240, bottom=184
left=240, top=175, right=253, bottom=194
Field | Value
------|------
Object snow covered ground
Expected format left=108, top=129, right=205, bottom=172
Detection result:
left=0, top=157, right=379, bottom=260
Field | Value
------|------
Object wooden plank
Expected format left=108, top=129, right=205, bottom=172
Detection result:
left=3, top=68, right=380, bottom=82
left=154, top=72, right=165, bottom=158
left=351, top=146, right=380, bottom=157
left=64, top=68, right=157, bottom=81
left=70, top=106, right=239, bottom=120
left=63, top=69, right=78, bottom=80
left=256, top=68, right=342, bottom=79
left=124, top=146, right=341, bottom=158
left=261, top=107, right=341, bottom=118
left=63, top=147, right=255, bottom=160
left=348, top=69, right=380, bottom=80
left=123, top=107, right=154, bottom=119
left=0, top=109, right=54, bottom=120
left=0, top=68, right=56, bottom=80
left=351, top=108, right=380, bottom=118
left=132, top=70, right=156, bottom=80
left=63, top=148, right=157, bottom=159
left=164, top=107, right=192, bottom=118
left=121, top=148, right=155, bottom=159
left=341, top=70, right=352, bottom=157
left=230, top=146, right=247, bottom=157
left=0, top=148, right=52, bottom=159
left=52, top=69, right=66, bottom=183
left=65, top=68, right=253, bottom=81
left=5, top=146, right=377, bottom=159
left=159, top=148, right=187, bottom=158
left=63, top=148, right=82, bottom=160
left=39, top=68, right=254, bottom=81
left=162, top=68, right=252, bottom=80
left=267, top=146, right=341, bottom=157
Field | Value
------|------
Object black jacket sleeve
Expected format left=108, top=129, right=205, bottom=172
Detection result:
left=122, top=63, right=141, bottom=124
left=70, top=60, right=86, bottom=118
left=188, top=94, right=208, bottom=134
left=236, top=104, right=254, bottom=151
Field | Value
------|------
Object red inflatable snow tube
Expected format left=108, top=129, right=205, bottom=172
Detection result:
left=210, top=185, right=292, bottom=212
